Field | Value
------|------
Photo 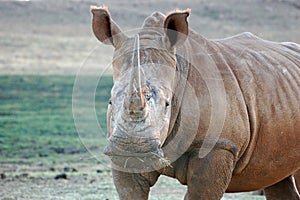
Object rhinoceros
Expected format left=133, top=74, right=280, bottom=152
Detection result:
left=91, top=6, right=300, bottom=200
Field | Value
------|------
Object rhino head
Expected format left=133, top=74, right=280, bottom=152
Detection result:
left=91, top=6, right=190, bottom=171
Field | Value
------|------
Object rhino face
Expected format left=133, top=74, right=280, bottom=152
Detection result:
left=91, top=6, right=190, bottom=171
left=105, top=42, right=175, bottom=159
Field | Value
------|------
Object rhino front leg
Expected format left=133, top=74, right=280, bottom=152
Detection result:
left=264, top=175, right=300, bottom=200
left=184, top=148, right=236, bottom=200
left=112, top=169, right=159, bottom=200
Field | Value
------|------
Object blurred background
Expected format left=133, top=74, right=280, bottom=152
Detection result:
left=1, top=0, right=299, bottom=74
left=0, top=0, right=299, bottom=199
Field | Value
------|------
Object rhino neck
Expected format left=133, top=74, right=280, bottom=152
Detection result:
left=166, top=49, right=191, bottom=138
left=163, top=107, right=182, bottom=147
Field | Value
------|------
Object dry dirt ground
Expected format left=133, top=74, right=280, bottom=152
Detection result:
left=0, top=162, right=265, bottom=200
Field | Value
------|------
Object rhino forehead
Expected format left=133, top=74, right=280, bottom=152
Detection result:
left=142, top=11, right=166, bottom=28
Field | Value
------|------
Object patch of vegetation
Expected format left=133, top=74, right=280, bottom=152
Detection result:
left=0, top=75, right=113, bottom=163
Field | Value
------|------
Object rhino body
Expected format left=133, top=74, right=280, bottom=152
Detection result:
left=91, top=6, right=300, bottom=200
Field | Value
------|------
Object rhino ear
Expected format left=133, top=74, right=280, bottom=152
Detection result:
left=164, top=9, right=190, bottom=48
left=91, top=6, right=127, bottom=47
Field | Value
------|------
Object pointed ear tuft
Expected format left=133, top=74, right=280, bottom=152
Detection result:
left=164, top=9, right=190, bottom=48
left=91, top=6, right=127, bottom=47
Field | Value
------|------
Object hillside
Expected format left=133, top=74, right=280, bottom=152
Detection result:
left=0, top=0, right=299, bottom=74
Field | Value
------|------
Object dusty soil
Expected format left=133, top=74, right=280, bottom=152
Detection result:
left=0, top=162, right=266, bottom=200
left=0, top=163, right=117, bottom=200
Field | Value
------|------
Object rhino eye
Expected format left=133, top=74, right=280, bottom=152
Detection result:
left=165, top=100, right=170, bottom=107
left=145, top=93, right=152, bottom=101
left=108, top=99, right=112, bottom=105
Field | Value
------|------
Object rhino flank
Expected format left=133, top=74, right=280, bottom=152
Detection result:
left=91, top=6, right=300, bottom=200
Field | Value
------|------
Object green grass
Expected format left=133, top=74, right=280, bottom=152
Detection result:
left=0, top=75, right=113, bottom=163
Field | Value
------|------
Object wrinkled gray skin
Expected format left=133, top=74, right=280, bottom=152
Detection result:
left=91, top=6, right=300, bottom=200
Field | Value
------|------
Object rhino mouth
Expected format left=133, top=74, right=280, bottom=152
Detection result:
left=103, top=143, right=164, bottom=157
left=103, top=140, right=171, bottom=171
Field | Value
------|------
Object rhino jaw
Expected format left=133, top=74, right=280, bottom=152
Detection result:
left=103, top=139, right=169, bottom=171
